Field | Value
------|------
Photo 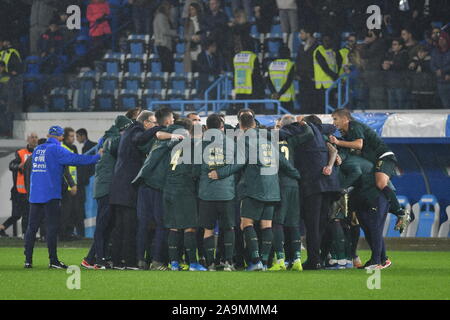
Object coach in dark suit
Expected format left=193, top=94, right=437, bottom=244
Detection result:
left=281, top=117, right=341, bottom=270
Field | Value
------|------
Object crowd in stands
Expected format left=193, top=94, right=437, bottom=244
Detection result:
left=0, top=0, right=449, bottom=136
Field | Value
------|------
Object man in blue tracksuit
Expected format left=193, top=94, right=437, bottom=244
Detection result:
left=24, top=126, right=101, bottom=269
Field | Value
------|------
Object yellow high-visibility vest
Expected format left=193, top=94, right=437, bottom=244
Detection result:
left=233, top=51, right=257, bottom=95
left=1, top=48, right=21, bottom=73
left=269, top=59, right=295, bottom=102
left=62, top=143, right=77, bottom=190
left=339, top=47, right=350, bottom=75
left=313, top=45, right=337, bottom=89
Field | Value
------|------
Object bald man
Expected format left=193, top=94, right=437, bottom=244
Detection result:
left=0, top=133, right=39, bottom=237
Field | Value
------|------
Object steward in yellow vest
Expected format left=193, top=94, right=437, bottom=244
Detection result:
left=313, top=34, right=342, bottom=90
left=267, top=46, right=296, bottom=113
left=62, top=143, right=78, bottom=191
left=0, top=40, right=22, bottom=75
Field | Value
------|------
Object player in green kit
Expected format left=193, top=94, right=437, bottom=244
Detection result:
left=209, top=113, right=301, bottom=271
left=330, top=109, right=412, bottom=233
left=162, top=118, right=207, bottom=271
left=197, top=114, right=237, bottom=271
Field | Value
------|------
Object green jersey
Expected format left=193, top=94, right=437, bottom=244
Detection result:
left=343, top=120, right=393, bottom=164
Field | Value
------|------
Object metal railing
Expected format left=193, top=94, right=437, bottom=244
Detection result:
left=325, top=74, right=350, bottom=114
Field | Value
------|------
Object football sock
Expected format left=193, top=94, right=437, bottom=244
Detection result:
left=203, top=236, right=215, bottom=266
left=243, top=226, right=260, bottom=264
left=382, top=186, right=402, bottom=216
left=350, top=225, right=360, bottom=259
left=184, top=231, right=198, bottom=264
left=223, top=228, right=235, bottom=262
left=168, top=230, right=182, bottom=262
left=288, top=227, right=301, bottom=260
left=330, top=221, right=346, bottom=260
left=260, top=227, right=273, bottom=265
left=272, top=224, right=285, bottom=260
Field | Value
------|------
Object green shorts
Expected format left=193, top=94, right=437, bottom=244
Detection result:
left=375, top=156, right=397, bottom=178
left=199, top=199, right=236, bottom=230
left=240, top=197, right=275, bottom=221
left=163, top=193, right=198, bottom=229
left=274, top=186, right=300, bottom=226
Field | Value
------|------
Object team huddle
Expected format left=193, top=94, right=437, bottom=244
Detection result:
left=70, top=107, right=411, bottom=272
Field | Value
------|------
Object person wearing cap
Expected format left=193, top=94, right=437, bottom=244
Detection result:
left=24, top=125, right=102, bottom=269
left=81, top=116, right=133, bottom=269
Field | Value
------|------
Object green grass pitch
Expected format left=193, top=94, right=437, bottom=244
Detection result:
left=1, top=247, right=449, bottom=300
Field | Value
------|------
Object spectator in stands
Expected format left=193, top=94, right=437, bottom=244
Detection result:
left=431, top=28, right=450, bottom=108
left=339, top=33, right=356, bottom=75
left=401, top=27, right=421, bottom=60
left=276, top=0, right=298, bottom=51
left=267, top=46, right=296, bottom=113
left=153, top=0, right=178, bottom=73
left=197, top=39, right=222, bottom=95
left=360, top=29, right=388, bottom=109
left=87, top=0, right=112, bottom=67
left=181, top=0, right=205, bottom=20
left=231, top=0, right=252, bottom=21
left=229, top=9, right=252, bottom=54
left=204, top=0, right=232, bottom=71
left=128, top=0, right=155, bottom=35
left=408, top=45, right=436, bottom=108
left=184, top=2, right=205, bottom=72
left=382, top=38, right=410, bottom=109
left=29, top=0, right=58, bottom=55
left=295, top=26, right=319, bottom=114
left=312, top=33, right=342, bottom=114
left=38, top=19, right=64, bottom=74
left=253, top=0, right=277, bottom=35
left=431, top=27, right=441, bottom=47
left=232, top=41, right=265, bottom=114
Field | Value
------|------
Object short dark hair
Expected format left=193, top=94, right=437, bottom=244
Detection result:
left=204, top=38, right=216, bottom=50
left=37, top=138, right=47, bottom=145
left=174, top=118, right=193, bottom=134
left=125, top=107, right=141, bottom=120
left=393, top=38, right=405, bottom=46
left=304, top=115, right=322, bottom=127
left=155, top=107, right=173, bottom=125
left=331, top=108, right=353, bottom=120
left=278, top=45, right=291, bottom=59
left=76, top=128, right=88, bottom=137
left=206, top=114, right=224, bottom=129
left=239, top=113, right=255, bottom=129
left=63, top=127, right=74, bottom=139
left=237, top=108, right=255, bottom=120
left=186, top=112, right=199, bottom=118
left=300, top=25, right=315, bottom=35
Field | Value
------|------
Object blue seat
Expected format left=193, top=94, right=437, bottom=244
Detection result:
left=271, top=24, right=282, bottom=34
left=174, top=54, right=184, bottom=73
left=73, top=89, right=95, bottom=110
left=167, top=89, right=187, bottom=110
left=176, top=41, right=185, bottom=54
left=250, top=24, right=258, bottom=35
left=149, top=54, right=161, bottom=73
left=25, top=56, right=41, bottom=74
left=145, top=72, right=168, bottom=90
left=95, top=90, right=117, bottom=111
left=119, top=89, right=140, bottom=110
left=49, top=88, right=70, bottom=111
left=410, top=195, right=441, bottom=237
left=126, top=54, right=147, bottom=75
left=123, top=72, right=144, bottom=91
left=224, top=6, right=233, bottom=19
left=23, top=74, right=42, bottom=96
left=104, top=53, right=124, bottom=74
left=98, top=72, right=121, bottom=91
left=127, top=34, right=149, bottom=55
left=169, top=72, right=192, bottom=91
left=75, top=35, right=89, bottom=57
left=142, top=89, right=166, bottom=110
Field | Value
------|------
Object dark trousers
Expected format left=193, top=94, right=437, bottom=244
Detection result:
left=302, top=192, right=333, bottom=265
left=136, top=186, right=168, bottom=263
left=157, top=46, right=174, bottom=73
left=111, top=205, right=137, bottom=267
left=356, top=194, right=389, bottom=265
left=75, top=187, right=86, bottom=237
left=132, top=5, right=153, bottom=35
left=59, top=191, right=78, bottom=239
left=298, top=79, right=318, bottom=114
left=4, top=192, right=29, bottom=235
left=24, top=199, right=61, bottom=263
left=86, top=195, right=114, bottom=264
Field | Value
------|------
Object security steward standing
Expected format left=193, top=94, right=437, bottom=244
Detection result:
left=0, top=133, right=38, bottom=237
left=24, top=126, right=101, bottom=269
left=233, top=42, right=265, bottom=114
left=267, top=46, right=296, bottom=114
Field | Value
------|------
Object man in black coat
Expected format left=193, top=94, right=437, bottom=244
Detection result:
left=109, top=109, right=183, bottom=269
left=280, top=116, right=341, bottom=270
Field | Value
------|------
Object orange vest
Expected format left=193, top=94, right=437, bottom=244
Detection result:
left=16, top=148, right=32, bottom=194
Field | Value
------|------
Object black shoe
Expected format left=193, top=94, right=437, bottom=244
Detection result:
left=359, top=260, right=375, bottom=269
left=49, top=261, right=68, bottom=269
left=24, top=262, right=32, bottom=269
left=302, top=261, right=322, bottom=270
